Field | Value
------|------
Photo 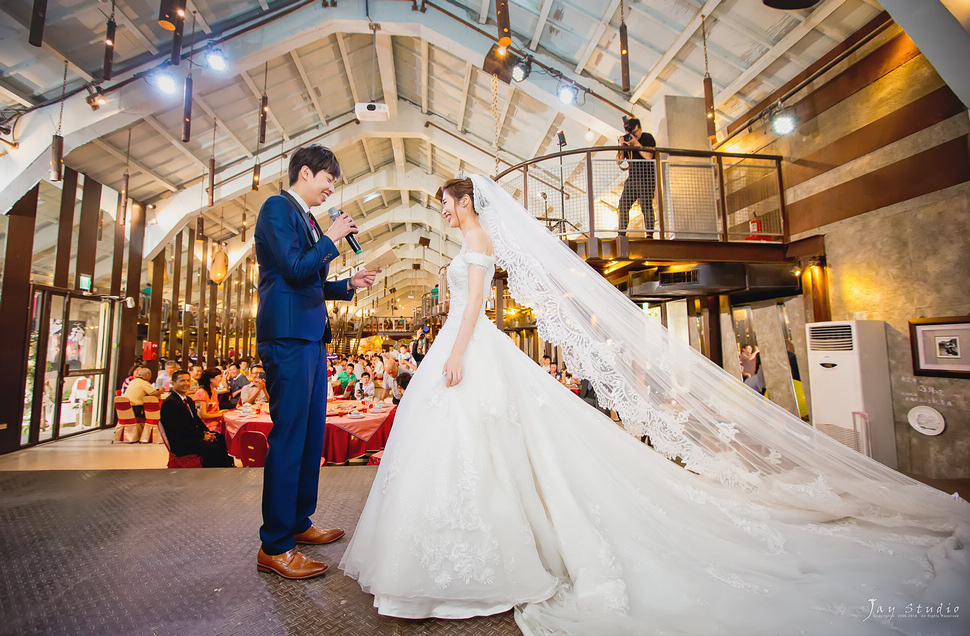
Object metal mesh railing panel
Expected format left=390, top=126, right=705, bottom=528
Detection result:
left=661, top=156, right=720, bottom=240
left=721, top=158, right=782, bottom=240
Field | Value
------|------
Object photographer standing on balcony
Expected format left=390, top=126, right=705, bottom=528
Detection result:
left=615, top=117, right=657, bottom=237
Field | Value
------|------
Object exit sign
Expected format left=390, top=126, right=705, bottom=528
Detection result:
left=79, top=274, right=93, bottom=292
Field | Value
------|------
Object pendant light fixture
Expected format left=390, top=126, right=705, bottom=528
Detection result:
left=209, top=207, right=229, bottom=284
left=181, top=12, right=196, bottom=142
left=251, top=161, right=260, bottom=192
left=29, top=0, right=47, bottom=47
left=158, top=0, right=182, bottom=30
left=619, top=0, right=630, bottom=93
left=103, top=1, right=117, bottom=81
left=171, top=1, right=185, bottom=65
left=257, top=62, right=268, bottom=145
left=51, top=61, right=68, bottom=182
left=495, top=1, right=511, bottom=51
left=241, top=193, right=248, bottom=242
left=120, top=128, right=131, bottom=223
left=701, top=15, right=716, bottom=144
left=208, top=120, right=216, bottom=206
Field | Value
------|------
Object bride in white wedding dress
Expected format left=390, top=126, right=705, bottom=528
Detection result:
left=340, top=175, right=969, bottom=635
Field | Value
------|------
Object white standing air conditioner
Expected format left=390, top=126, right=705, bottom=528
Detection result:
left=806, top=320, right=897, bottom=468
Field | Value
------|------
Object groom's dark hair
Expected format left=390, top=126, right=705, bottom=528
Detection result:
left=288, top=145, right=342, bottom=186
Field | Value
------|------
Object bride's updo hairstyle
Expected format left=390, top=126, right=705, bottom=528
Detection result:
left=436, top=178, right=477, bottom=214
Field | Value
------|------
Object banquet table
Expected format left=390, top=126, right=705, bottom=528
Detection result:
left=223, top=402, right=396, bottom=464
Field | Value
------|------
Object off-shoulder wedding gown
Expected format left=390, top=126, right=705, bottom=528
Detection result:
left=340, top=248, right=969, bottom=636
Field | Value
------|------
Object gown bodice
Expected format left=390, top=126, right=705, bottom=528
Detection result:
left=443, top=250, right=495, bottom=326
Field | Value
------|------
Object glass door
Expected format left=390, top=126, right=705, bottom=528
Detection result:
left=22, top=287, right=118, bottom=446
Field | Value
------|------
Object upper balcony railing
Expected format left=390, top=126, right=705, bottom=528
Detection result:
left=494, top=146, right=787, bottom=255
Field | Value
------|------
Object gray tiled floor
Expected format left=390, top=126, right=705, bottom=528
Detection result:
left=0, top=468, right=519, bottom=635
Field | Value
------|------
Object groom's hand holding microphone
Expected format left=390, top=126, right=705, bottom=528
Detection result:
left=324, top=207, right=381, bottom=288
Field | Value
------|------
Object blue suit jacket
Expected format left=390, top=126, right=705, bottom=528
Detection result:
left=254, top=192, right=355, bottom=343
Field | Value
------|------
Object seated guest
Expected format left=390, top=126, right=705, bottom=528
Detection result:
left=123, top=367, right=158, bottom=418
left=540, top=355, right=552, bottom=373
left=188, top=365, right=203, bottom=392
left=354, top=372, right=375, bottom=400
left=193, top=368, right=226, bottom=429
left=240, top=365, right=269, bottom=405
left=396, top=371, right=412, bottom=398
left=154, top=360, right=178, bottom=390
left=160, top=370, right=234, bottom=467
left=396, top=344, right=417, bottom=371
left=121, top=363, right=141, bottom=393
left=549, top=362, right=563, bottom=381
left=337, top=363, right=357, bottom=396
left=223, top=363, right=248, bottom=409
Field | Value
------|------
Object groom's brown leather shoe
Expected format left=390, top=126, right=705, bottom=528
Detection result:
left=257, top=548, right=328, bottom=580
left=294, top=526, right=345, bottom=545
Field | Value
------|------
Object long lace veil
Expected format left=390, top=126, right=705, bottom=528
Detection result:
left=469, top=174, right=969, bottom=529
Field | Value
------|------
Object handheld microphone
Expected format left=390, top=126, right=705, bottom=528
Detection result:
left=326, top=207, right=362, bottom=254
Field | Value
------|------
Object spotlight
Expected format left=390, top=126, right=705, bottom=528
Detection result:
left=204, top=47, right=228, bottom=71
left=511, top=58, right=531, bottom=82
left=151, top=69, right=179, bottom=94
left=85, top=86, right=107, bottom=110
left=557, top=84, right=578, bottom=105
left=770, top=109, right=797, bottom=136
left=497, top=45, right=507, bottom=57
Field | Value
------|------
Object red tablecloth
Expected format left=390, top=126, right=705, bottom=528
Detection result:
left=223, top=404, right=396, bottom=464
left=368, top=450, right=383, bottom=465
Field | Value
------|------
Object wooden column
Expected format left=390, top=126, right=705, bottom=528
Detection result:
left=243, top=257, right=252, bottom=361
left=53, top=168, right=77, bottom=288
left=181, top=228, right=195, bottom=369
left=117, top=201, right=146, bottom=390
left=196, top=236, right=208, bottom=368
left=75, top=175, right=102, bottom=290
left=207, top=281, right=218, bottom=365
left=0, top=185, right=39, bottom=453
left=704, top=295, right=724, bottom=368
left=110, top=193, right=125, bottom=295
left=168, top=232, right=183, bottom=367
left=222, top=273, right=232, bottom=361
left=235, top=272, right=243, bottom=360
left=146, top=250, right=166, bottom=376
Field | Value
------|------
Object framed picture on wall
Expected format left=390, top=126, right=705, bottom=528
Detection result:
left=909, top=316, right=970, bottom=378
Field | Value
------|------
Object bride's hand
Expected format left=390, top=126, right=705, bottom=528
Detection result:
left=443, top=352, right=463, bottom=387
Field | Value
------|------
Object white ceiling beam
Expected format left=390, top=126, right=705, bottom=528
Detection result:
left=714, top=0, right=846, bottom=110
left=336, top=33, right=362, bottom=105
left=193, top=95, right=254, bottom=159
left=289, top=49, right=328, bottom=126
left=0, top=82, right=35, bottom=107
left=479, top=0, right=490, bottom=24
left=420, top=39, right=430, bottom=114
left=531, top=113, right=561, bottom=159
left=142, top=116, right=208, bottom=170
left=495, top=86, right=514, bottom=146
left=0, top=6, right=94, bottom=82
left=257, top=0, right=269, bottom=10
left=530, top=0, right=554, bottom=51
left=185, top=1, right=212, bottom=34
left=114, top=4, right=159, bottom=55
left=425, top=139, right=433, bottom=175
left=629, top=0, right=724, bottom=104
left=455, top=61, right=474, bottom=133
left=240, top=71, right=290, bottom=141
left=392, top=137, right=406, bottom=171
left=91, top=139, right=179, bottom=192
left=361, top=138, right=376, bottom=173
left=574, top=0, right=622, bottom=74
left=375, top=34, right=398, bottom=117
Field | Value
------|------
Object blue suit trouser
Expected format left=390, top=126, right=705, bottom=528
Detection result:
left=257, top=337, right=328, bottom=555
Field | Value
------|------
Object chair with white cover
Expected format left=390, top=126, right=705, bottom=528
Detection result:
left=140, top=396, right=164, bottom=443
left=113, top=396, right=144, bottom=443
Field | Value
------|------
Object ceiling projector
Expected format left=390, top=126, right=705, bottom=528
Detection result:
left=355, top=102, right=390, bottom=122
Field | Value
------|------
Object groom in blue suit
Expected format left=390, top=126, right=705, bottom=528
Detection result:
left=254, top=145, right=377, bottom=579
